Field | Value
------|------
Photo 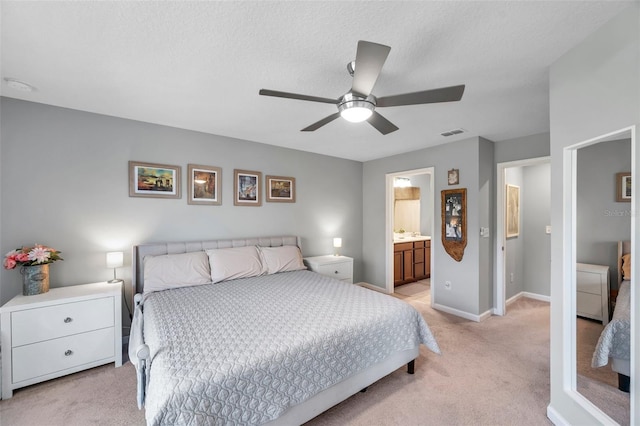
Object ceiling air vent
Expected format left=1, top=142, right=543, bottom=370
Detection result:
left=440, top=128, right=465, bottom=137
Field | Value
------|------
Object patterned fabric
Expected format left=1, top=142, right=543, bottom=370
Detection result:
left=141, top=270, right=439, bottom=425
left=592, top=280, right=630, bottom=368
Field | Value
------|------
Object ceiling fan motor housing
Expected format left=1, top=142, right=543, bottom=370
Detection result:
left=338, top=92, right=376, bottom=122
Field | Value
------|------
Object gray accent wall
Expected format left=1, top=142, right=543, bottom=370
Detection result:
left=522, top=163, right=551, bottom=297
left=576, top=138, right=631, bottom=289
left=505, top=166, right=524, bottom=300
left=363, top=137, right=493, bottom=316
left=549, top=4, right=639, bottom=424
left=0, top=98, right=364, bottom=309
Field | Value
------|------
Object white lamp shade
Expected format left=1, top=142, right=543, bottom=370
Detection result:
left=333, top=238, right=342, bottom=248
left=106, top=251, right=124, bottom=269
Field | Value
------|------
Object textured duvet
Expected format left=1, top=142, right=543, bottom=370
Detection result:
left=592, top=280, right=630, bottom=368
left=140, top=270, right=439, bottom=425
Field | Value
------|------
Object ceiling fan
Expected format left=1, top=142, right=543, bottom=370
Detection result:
left=259, top=40, right=465, bottom=135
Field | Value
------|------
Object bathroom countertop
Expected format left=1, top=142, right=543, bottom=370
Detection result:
left=393, top=235, right=431, bottom=243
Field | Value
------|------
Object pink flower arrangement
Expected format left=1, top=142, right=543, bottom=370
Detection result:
left=3, top=245, right=63, bottom=270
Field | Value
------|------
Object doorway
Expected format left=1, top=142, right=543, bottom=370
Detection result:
left=495, top=157, right=551, bottom=315
left=385, top=167, right=434, bottom=304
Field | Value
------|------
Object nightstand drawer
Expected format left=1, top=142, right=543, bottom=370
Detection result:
left=12, top=297, right=114, bottom=347
left=576, top=270, right=602, bottom=295
left=577, top=292, right=602, bottom=319
left=316, top=261, right=352, bottom=280
left=12, top=327, right=115, bottom=383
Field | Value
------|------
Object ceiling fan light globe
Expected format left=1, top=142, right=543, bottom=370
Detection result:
left=340, top=106, right=373, bottom=123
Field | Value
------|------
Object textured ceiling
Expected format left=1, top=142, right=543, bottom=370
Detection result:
left=0, top=1, right=633, bottom=161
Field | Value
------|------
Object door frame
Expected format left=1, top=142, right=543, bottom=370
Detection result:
left=495, top=156, right=550, bottom=316
left=385, top=167, right=434, bottom=301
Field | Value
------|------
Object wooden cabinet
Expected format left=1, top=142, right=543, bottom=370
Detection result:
left=394, top=239, right=431, bottom=286
left=1, top=282, right=122, bottom=399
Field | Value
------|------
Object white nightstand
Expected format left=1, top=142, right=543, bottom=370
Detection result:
left=1, top=282, right=122, bottom=399
left=576, top=263, right=610, bottom=326
left=304, top=255, right=354, bottom=284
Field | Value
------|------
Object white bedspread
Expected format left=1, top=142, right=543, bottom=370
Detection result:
left=140, top=270, right=439, bottom=425
left=592, top=280, right=630, bottom=368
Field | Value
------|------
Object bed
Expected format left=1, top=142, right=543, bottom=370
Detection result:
left=128, top=236, right=440, bottom=424
left=591, top=240, right=631, bottom=392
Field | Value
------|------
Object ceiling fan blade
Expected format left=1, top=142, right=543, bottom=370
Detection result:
left=351, top=41, right=391, bottom=98
left=259, top=89, right=338, bottom=104
left=301, top=113, right=341, bottom=132
left=376, top=85, right=466, bottom=107
left=367, top=111, right=399, bottom=135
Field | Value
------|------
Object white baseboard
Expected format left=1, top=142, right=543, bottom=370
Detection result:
left=507, top=291, right=551, bottom=305
left=357, top=282, right=390, bottom=294
left=546, top=404, right=569, bottom=425
left=432, top=303, right=485, bottom=322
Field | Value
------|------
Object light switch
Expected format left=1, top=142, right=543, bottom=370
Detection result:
left=545, top=225, right=551, bottom=234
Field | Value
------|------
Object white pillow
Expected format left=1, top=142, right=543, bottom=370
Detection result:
left=143, top=251, right=211, bottom=293
left=206, top=246, right=266, bottom=283
left=258, top=245, right=306, bottom=274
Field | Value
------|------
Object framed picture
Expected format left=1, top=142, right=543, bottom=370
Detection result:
left=234, top=169, right=262, bottom=206
left=188, top=164, right=222, bottom=205
left=129, top=161, right=181, bottom=198
left=616, top=172, right=631, bottom=202
left=441, top=188, right=467, bottom=261
left=448, top=169, right=459, bottom=185
left=506, top=184, right=520, bottom=238
left=266, top=175, right=295, bottom=203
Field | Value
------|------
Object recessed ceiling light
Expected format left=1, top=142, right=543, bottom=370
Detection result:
left=4, top=78, right=36, bottom=92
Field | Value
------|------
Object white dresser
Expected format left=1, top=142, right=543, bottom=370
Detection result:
left=1, top=282, right=122, bottom=399
left=304, top=255, right=354, bottom=284
left=576, top=263, right=610, bottom=326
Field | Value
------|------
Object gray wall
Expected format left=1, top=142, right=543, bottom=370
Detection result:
left=494, top=132, right=550, bottom=164
left=363, top=136, right=491, bottom=316
left=576, top=138, right=631, bottom=289
left=0, top=98, right=364, bottom=309
left=409, top=173, right=432, bottom=236
left=549, top=4, right=639, bottom=424
left=522, top=163, right=551, bottom=296
left=505, top=167, right=524, bottom=300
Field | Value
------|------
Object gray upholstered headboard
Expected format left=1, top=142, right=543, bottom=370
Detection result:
left=618, top=240, right=631, bottom=286
left=132, top=236, right=301, bottom=294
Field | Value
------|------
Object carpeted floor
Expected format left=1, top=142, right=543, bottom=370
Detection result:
left=0, top=282, right=629, bottom=425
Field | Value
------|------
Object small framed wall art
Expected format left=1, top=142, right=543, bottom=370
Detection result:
left=188, top=164, right=222, bottom=205
left=447, top=169, right=459, bottom=185
left=616, top=172, right=631, bottom=202
left=234, top=169, right=262, bottom=206
left=266, top=175, right=296, bottom=203
left=129, top=161, right=181, bottom=199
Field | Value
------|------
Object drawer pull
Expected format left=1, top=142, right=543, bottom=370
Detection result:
left=64, top=317, right=73, bottom=323
left=64, top=350, right=73, bottom=356
left=334, top=270, right=339, bottom=274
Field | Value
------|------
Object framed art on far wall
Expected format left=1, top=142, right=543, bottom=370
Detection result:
left=266, top=175, right=295, bottom=203
left=616, top=172, right=631, bottom=202
left=129, top=161, right=181, bottom=199
left=188, top=164, right=222, bottom=205
left=234, top=169, right=262, bottom=206
left=506, top=184, right=520, bottom=238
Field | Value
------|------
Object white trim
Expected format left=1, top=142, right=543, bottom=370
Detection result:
left=432, top=303, right=492, bottom=322
left=561, top=126, right=636, bottom=423
left=385, top=168, right=435, bottom=307
left=506, top=291, right=551, bottom=306
left=546, top=404, right=569, bottom=426
left=495, top=156, right=550, bottom=317
left=356, top=282, right=390, bottom=294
